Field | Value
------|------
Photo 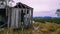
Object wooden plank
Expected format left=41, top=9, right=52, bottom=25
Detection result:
left=11, top=9, right=16, bottom=28
left=15, top=9, right=19, bottom=28
left=9, top=8, right=12, bottom=27
left=7, top=8, right=10, bottom=28
left=25, top=9, right=27, bottom=25
left=29, top=10, right=32, bottom=24
left=18, top=9, right=21, bottom=28
left=31, top=9, right=33, bottom=23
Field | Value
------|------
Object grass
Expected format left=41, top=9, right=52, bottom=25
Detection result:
left=0, top=22, right=60, bottom=34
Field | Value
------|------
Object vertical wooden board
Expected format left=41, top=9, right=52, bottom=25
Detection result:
left=11, top=8, right=16, bottom=28
left=18, top=9, right=21, bottom=28
left=6, top=8, right=7, bottom=16
left=31, top=9, right=33, bottom=23
left=24, top=9, right=28, bottom=26
left=29, top=9, right=32, bottom=24
left=9, top=8, right=12, bottom=27
left=28, top=9, right=32, bottom=27
left=7, top=8, right=11, bottom=28
left=29, top=9, right=31, bottom=24
left=15, top=9, right=19, bottom=28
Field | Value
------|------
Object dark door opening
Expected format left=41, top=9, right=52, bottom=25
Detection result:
left=21, top=10, right=25, bottom=22
left=0, top=9, right=7, bottom=28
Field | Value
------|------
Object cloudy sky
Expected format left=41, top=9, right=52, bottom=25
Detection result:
left=12, top=0, right=60, bottom=17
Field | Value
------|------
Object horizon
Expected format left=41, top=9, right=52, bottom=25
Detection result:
left=33, top=16, right=58, bottom=18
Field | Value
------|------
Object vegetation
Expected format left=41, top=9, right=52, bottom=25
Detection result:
left=0, top=17, right=60, bottom=34
left=0, top=22, right=60, bottom=34
left=33, top=17, right=60, bottom=24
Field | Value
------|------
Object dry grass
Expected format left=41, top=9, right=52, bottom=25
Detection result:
left=0, top=22, right=60, bottom=34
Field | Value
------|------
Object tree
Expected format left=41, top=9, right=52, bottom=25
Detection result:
left=56, top=9, right=60, bottom=18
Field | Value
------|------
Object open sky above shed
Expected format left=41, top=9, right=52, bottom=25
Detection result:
left=9, top=0, right=60, bottom=17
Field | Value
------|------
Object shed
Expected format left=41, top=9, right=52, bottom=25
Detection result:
left=0, top=2, right=33, bottom=29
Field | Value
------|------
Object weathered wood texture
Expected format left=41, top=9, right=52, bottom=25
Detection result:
left=0, top=8, right=33, bottom=29
left=9, top=8, right=33, bottom=29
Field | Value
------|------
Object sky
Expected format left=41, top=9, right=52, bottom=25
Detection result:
left=11, top=0, right=60, bottom=17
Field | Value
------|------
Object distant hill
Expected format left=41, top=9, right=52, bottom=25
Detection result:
left=43, top=16, right=52, bottom=18
left=33, top=16, right=52, bottom=18
left=33, top=16, right=58, bottom=18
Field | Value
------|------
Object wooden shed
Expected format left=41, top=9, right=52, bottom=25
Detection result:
left=0, top=2, right=33, bottom=29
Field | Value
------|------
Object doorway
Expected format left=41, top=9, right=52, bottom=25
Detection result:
left=0, top=9, right=7, bottom=28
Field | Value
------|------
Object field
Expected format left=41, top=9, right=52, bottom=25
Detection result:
left=0, top=22, right=60, bottom=34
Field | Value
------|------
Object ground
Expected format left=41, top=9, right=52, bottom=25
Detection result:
left=0, top=22, right=60, bottom=34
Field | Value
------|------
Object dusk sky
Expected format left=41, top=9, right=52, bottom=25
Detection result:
left=11, top=0, right=60, bottom=17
